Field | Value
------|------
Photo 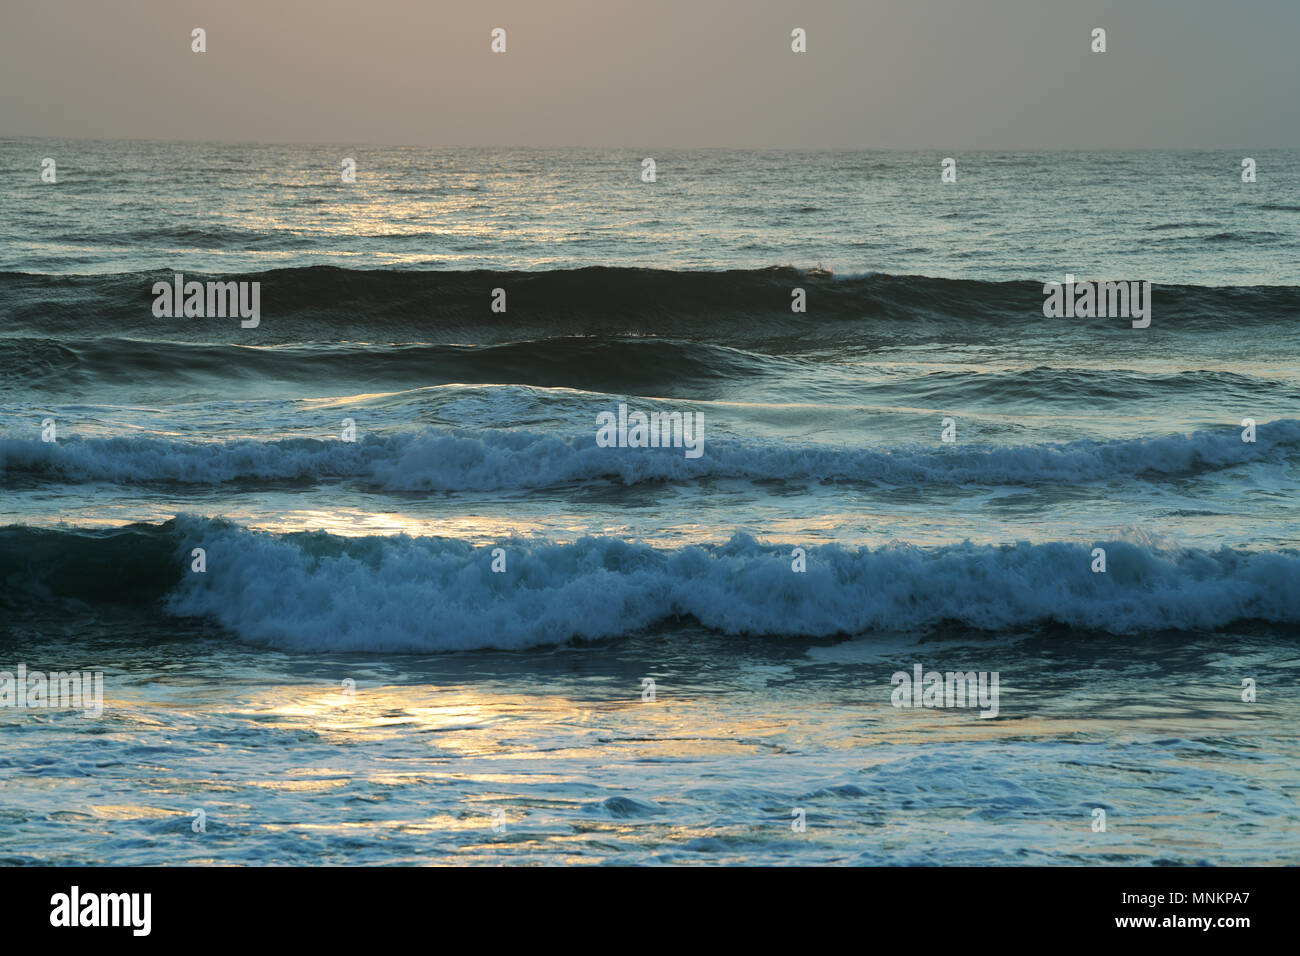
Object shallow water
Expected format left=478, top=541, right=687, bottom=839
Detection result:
left=2, top=613, right=1296, bottom=865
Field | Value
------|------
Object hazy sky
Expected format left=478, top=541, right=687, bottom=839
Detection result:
left=2, top=0, right=1297, bottom=148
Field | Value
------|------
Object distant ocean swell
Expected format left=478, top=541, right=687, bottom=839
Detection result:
left=1, top=421, right=1296, bottom=491
left=3, top=337, right=1296, bottom=404
left=2, top=520, right=1297, bottom=650
left=0, top=335, right=789, bottom=394
left=2, top=267, right=1298, bottom=336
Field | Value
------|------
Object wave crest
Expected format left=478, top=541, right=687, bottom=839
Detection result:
left=4, top=520, right=1297, bottom=649
left=2, top=421, right=1296, bottom=491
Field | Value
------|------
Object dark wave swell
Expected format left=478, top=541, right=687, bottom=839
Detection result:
left=2, top=267, right=1297, bottom=346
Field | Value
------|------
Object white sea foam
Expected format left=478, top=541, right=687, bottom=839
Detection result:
left=163, top=517, right=1300, bottom=651
left=3, top=420, right=1297, bottom=491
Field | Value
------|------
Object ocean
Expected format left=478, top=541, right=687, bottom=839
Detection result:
left=1, top=140, right=1297, bottom=864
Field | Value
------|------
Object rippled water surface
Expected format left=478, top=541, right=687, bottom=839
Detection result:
left=1, top=143, right=1297, bottom=864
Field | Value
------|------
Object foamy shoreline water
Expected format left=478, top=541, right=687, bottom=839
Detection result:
left=2, top=619, right=1295, bottom=865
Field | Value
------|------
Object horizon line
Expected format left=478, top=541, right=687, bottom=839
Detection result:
left=1, top=134, right=1292, bottom=153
